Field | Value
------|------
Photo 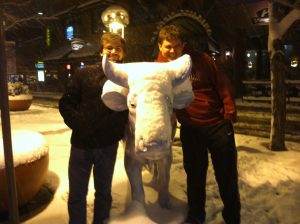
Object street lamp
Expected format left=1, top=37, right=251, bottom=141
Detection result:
left=101, top=5, right=129, bottom=38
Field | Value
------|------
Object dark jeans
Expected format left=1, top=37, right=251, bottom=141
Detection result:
left=180, top=120, right=241, bottom=224
left=68, top=144, right=118, bottom=224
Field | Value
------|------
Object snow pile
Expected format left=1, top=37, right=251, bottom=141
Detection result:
left=1, top=104, right=299, bottom=224
left=0, top=130, right=49, bottom=169
left=8, top=95, right=33, bottom=100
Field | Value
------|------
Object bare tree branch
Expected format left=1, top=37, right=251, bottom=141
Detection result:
left=4, top=16, right=58, bottom=31
left=4, top=0, right=33, bottom=8
left=272, top=0, right=300, bottom=9
left=3, top=0, right=60, bottom=32
left=295, top=0, right=300, bottom=7
left=4, top=13, right=17, bottom=24
left=269, top=1, right=300, bottom=43
left=279, top=7, right=300, bottom=35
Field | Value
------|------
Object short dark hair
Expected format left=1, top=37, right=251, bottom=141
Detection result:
left=157, top=24, right=184, bottom=44
left=99, top=32, right=126, bottom=52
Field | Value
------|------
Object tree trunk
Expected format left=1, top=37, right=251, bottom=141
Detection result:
left=268, top=3, right=287, bottom=151
left=269, top=39, right=286, bottom=151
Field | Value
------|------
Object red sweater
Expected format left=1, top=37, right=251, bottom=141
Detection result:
left=156, top=51, right=237, bottom=127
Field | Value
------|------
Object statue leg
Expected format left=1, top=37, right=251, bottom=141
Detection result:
left=157, top=151, right=172, bottom=209
left=124, top=152, right=145, bottom=205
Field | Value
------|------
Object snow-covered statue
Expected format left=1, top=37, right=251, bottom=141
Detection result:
left=101, top=54, right=193, bottom=209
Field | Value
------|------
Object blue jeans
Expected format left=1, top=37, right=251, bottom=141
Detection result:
left=180, top=120, right=241, bottom=224
left=68, top=144, right=118, bottom=224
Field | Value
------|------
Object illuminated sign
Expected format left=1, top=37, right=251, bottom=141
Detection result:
left=66, top=26, right=74, bottom=40
left=71, top=38, right=85, bottom=50
left=35, top=61, right=44, bottom=69
left=46, top=28, right=51, bottom=47
left=37, top=70, right=45, bottom=82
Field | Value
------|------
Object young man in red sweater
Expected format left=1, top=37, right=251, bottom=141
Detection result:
left=156, top=24, right=241, bottom=224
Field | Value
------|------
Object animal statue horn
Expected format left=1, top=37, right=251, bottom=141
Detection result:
left=102, top=54, right=192, bottom=88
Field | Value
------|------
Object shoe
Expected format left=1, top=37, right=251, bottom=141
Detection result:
left=183, top=215, right=204, bottom=224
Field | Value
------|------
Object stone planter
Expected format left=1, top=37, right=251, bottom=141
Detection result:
left=0, top=130, right=49, bottom=212
left=8, top=94, right=33, bottom=111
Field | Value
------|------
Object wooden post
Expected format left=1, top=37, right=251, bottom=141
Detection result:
left=0, top=0, right=20, bottom=222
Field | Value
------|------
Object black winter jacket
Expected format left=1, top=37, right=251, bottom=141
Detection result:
left=59, top=64, right=128, bottom=149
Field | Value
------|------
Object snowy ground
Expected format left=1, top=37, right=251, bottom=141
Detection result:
left=1, top=104, right=300, bottom=224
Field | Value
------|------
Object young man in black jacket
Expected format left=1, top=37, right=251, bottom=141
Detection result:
left=59, top=33, right=128, bottom=224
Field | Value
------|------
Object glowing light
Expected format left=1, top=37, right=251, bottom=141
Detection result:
left=248, top=61, right=253, bottom=68
left=71, top=38, right=85, bottom=50
left=46, top=27, right=51, bottom=47
left=66, top=26, right=74, bottom=40
left=35, top=61, right=44, bottom=69
left=109, top=22, right=124, bottom=37
left=260, top=18, right=269, bottom=23
left=101, top=5, right=129, bottom=38
left=291, top=59, right=298, bottom=68
left=37, top=70, right=45, bottom=82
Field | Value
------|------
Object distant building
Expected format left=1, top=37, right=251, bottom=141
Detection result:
left=6, top=0, right=300, bottom=96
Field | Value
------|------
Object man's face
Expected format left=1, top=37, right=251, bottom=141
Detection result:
left=101, top=39, right=125, bottom=62
left=158, top=38, right=186, bottom=61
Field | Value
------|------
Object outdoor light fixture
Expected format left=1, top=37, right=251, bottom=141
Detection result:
left=248, top=61, right=253, bottom=69
left=225, top=50, right=231, bottom=57
left=71, top=38, right=85, bottom=50
left=291, top=58, right=298, bottom=68
left=101, top=5, right=129, bottom=38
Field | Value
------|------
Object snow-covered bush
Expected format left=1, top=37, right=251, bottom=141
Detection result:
left=8, top=82, right=29, bottom=96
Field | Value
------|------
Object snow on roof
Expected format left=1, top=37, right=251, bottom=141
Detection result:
left=0, top=130, right=49, bottom=169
